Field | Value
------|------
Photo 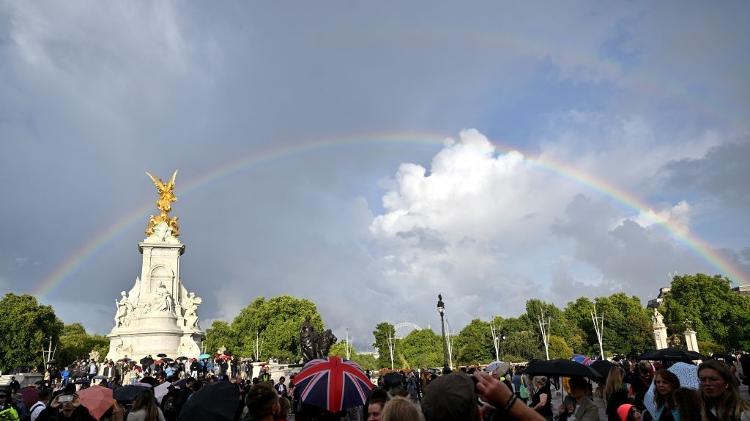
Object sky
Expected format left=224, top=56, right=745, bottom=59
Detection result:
left=1, top=1, right=749, bottom=352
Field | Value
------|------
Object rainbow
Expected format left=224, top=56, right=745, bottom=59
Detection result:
left=33, top=131, right=748, bottom=298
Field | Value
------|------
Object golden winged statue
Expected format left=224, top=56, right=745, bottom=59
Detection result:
left=145, top=170, right=180, bottom=237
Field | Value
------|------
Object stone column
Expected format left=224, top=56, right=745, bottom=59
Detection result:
left=684, top=327, right=699, bottom=353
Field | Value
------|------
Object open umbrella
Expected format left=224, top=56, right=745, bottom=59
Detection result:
left=176, top=356, right=189, bottom=361
left=643, top=362, right=699, bottom=418
left=113, top=384, right=150, bottom=402
left=638, top=348, right=703, bottom=362
left=590, top=360, right=616, bottom=379
left=525, top=359, right=603, bottom=379
left=19, top=387, right=39, bottom=408
left=78, top=385, right=114, bottom=420
left=160, top=357, right=174, bottom=363
left=198, top=353, right=211, bottom=359
left=156, top=353, right=168, bottom=358
left=294, top=356, right=374, bottom=413
left=154, top=382, right=171, bottom=404
left=571, top=354, right=592, bottom=366
left=139, top=357, right=154, bottom=366
left=117, top=358, right=131, bottom=363
left=484, top=361, right=510, bottom=376
left=177, top=381, right=239, bottom=421
left=710, top=353, right=736, bottom=362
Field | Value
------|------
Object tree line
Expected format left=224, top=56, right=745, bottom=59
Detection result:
left=1, top=273, right=748, bottom=373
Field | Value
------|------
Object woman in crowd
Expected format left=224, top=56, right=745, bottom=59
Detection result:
left=604, top=366, right=630, bottom=421
left=698, top=359, right=750, bottom=421
left=127, top=390, right=165, bottom=421
left=671, top=387, right=701, bottom=421
left=644, top=369, right=680, bottom=421
left=529, top=376, right=553, bottom=420
left=381, top=396, right=424, bottom=421
left=617, top=404, right=642, bottom=421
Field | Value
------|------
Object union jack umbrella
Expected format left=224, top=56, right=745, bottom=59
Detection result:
left=294, top=356, right=374, bottom=413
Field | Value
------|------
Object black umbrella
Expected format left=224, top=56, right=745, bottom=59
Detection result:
left=140, top=357, right=154, bottom=366
left=638, top=348, right=703, bottom=362
left=113, top=385, right=150, bottom=402
left=177, top=381, right=240, bottom=421
left=525, top=359, right=603, bottom=379
left=710, top=353, right=736, bottom=362
left=156, top=353, right=168, bottom=358
left=590, top=360, right=616, bottom=379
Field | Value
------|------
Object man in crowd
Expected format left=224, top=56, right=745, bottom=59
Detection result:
left=274, top=376, right=288, bottom=399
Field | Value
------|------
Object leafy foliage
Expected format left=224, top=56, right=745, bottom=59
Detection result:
left=204, top=320, right=236, bottom=355
left=398, top=329, right=443, bottom=369
left=372, top=322, right=396, bottom=369
left=662, top=274, right=750, bottom=350
left=455, top=319, right=493, bottom=365
left=0, top=294, right=64, bottom=372
left=57, top=323, right=109, bottom=365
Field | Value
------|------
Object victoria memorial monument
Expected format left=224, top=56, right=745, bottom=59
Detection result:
left=105, top=170, right=204, bottom=360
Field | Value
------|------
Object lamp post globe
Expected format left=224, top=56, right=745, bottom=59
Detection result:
left=437, top=294, right=450, bottom=373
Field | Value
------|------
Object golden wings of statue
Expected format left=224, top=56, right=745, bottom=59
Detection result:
left=145, top=170, right=180, bottom=237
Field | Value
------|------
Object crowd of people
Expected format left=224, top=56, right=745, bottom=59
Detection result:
left=0, top=352, right=749, bottom=421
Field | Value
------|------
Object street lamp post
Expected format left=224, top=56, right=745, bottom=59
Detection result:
left=437, top=294, right=450, bottom=373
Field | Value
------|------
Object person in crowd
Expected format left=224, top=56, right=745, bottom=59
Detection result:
left=127, top=390, right=165, bottom=421
left=644, top=369, right=680, bottom=421
left=421, top=370, right=544, bottom=421
left=365, top=388, right=388, bottom=421
left=244, top=384, right=279, bottom=421
left=556, top=395, right=577, bottom=421
left=529, top=376, right=553, bottom=420
left=46, top=391, right=96, bottom=421
left=512, top=367, right=529, bottom=404
left=617, top=404, right=642, bottom=421
left=274, top=376, right=288, bottom=399
left=604, top=366, right=630, bottom=421
left=0, top=390, right=20, bottom=421
left=624, top=362, right=653, bottom=411
left=671, top=387, right=701, bottom=421
left=698, top=359, right=750, bottom=421
left=568, top=376, right=598, bottom=421
left=381, top=396, right=423, bottom=421
left=277, top=397, right=290, bottom=421
left=29, top=388, right=50, bottom=421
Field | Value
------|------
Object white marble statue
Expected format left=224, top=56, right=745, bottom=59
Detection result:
left=183, top=292, right=202, bottom=328
left=652, top=308, right=665, bottom=327
left=153, top=283, right=174, bottom=313
left=115, top=291, right=133, bottom=327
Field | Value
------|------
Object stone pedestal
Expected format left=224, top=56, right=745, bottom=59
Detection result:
left=106, top=222, right=203, bottom=361
left=684, top=329, right=699, bottom=353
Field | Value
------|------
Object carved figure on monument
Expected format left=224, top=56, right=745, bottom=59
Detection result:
left=668, top=334, right=682, bottom=348
left=300, top=317, right=316, bottom=362
left=153, top=283, right=175, bottom=313
left=145, top=170, right=180, bottom=237
left=114, top=291, right=134, bottom=327
left=183, top=292, right=202, bottom=328
left=652, top=308, right=665, bottom=327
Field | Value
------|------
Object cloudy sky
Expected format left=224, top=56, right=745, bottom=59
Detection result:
left=1, top=2, right=749, bottom=350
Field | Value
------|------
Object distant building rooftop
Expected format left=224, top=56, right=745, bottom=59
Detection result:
left=733, top=285, right=750, bottom=296
left=647, top=287, right=671, bottom=308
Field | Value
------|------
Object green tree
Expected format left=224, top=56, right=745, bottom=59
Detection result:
left=525, top=299, right=583, bottom=352
left=398, top=329, right=443, bottom=369
left=231, top=296, right=324, bottom=362
left=662, top=274, right=750, bottom=350
left=0, top=293, right=64, bottom=372
left=548, top=335, right=573, bottom=359
left=455, top=319, right=493, bottom=365
left=500, top=331, right=543, bottom=362
left=563, top=297, right=597, bottom=354
left=57, top=323, right=109, bottom=366
left=328, top=341, right=378, bottom=371
left=204, top=320, right=236, bottom=355
left=372, top=322, right=396, bottom=369
left=594, top=293, right=653, bottom=355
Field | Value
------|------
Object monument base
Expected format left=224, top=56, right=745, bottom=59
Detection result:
left=105, top=312, right=203, bottom=361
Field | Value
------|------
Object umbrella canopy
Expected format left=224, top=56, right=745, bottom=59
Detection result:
left=484, top=361, right=510, bottom=376
left=117, top=358, right=131, bottom=363
left=710, top=353, right=736, bottom=362
left=156, top=353, right=168, bottom=358
left=638, top=348, right=703, bottom=362
left=113, top=385, right=150, bottom=402
left=154, top=382, right=171, bottom=404
left=78, top=385, right=114, bottom=420
left=643, top=362, right=699, bottom=418
left=140, top=357, right=154, bottom=366
left=590, top=360, right=616, bottom=379
left=525, top=359, right=603, bottom=379
left=198, top=353, right=211, bottom=359
left=176, top=356, right=189, bottom=361
left=177, top=381, right=239, bottom=421
left=294, top=356, right=374, bottom=413
left=160, top=358, right=174, bottom=363
left=19, top=387, right=39, bottom=408
left=571, top=354, right=592, bottom=366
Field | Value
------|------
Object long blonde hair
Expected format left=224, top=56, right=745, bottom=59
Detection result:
left=381, top=396, right=424, bottom=421
left=603, top=366, right=624, bottom=403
